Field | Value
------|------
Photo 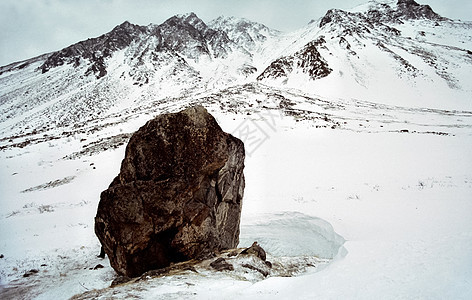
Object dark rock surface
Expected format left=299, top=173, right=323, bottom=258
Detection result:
left=39, top=13, right=239, bottom=78
left=23, top=269, right=39, bottom=277
left=41, top=21, right=146, bottom=77
left=320, top=0, right=444, bottom=31
left=396, top=0, right=443, bottom=21
left=95, top=105, right=245, bottom=277
left=257, top=38, right=332, bottom=81
left=241, top=241, right=267, bottom=261
left=210, top=257, right=234, bottom=271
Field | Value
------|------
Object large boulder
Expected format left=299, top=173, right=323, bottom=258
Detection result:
left=95, top=105, right=245, bottom=277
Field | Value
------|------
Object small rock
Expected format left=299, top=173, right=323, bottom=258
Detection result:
left=40, top=264, right=47, bottom=267
left=93, top=264, right=104, bottom=270
left=196, top=250, right=216, bottom=261
left=241, top=242, right=266, bottom=261
left=97, top=246, right=105, bottom=259
left=23, top=269, right=39, bottom=277
left=0, top=254, right=4, bottom=259
left=210, top=258, right=234, bottom=271
left=139, top=268, right=168, bottom=279
left=182, top=265, right=198, bottom=273
left=111, top=276, right=132, bottom=287
left=242, top=264, right=269, bottom=277
left=227, top=250, right=239, bottom=257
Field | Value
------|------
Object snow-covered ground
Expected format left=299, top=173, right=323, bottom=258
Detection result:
left=237, top=126, right=472, bottom=299
left=1, top=103, right=471, bottom=298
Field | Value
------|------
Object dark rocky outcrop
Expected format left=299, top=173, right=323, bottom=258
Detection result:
left=320, top=1, right=444, bottom=31
left=95, top=105, right=245, bottom=277
left=23, top=269, right=39, bottom=277
left=241, top=241, right=267, bottom=261
left=40, top=21, right=147, bottom=78
left=158, top=13, right=236, bottom=59
left=210, top=257, right=234, bottom=271
left=39, top=13, right=240, bottom=78
left=257, top=38, right=332, bottom=81
left=396, top=0, right=444, bottom=21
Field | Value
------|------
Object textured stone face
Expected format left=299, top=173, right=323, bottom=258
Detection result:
left=95, top=106, right=245, bottom=277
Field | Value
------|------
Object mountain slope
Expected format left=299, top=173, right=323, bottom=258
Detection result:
left=257, top=0, right=472, bottom=108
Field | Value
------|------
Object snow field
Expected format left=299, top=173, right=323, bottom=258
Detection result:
left=231, top=122, right=472, bottom=299
left=1, top=110, right=471, bottom=299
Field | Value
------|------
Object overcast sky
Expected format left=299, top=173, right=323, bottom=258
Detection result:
left=1, top=0, right=470, bottom=66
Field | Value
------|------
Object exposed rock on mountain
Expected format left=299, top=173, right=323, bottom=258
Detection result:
left=395, top=0, right=443, bottom=21
left=333, top=0, right=445, bottom=26
left=41, top=21, right=147, bottom=78
left=95, top=105, right=245, bottom=277
left=156, top=12, right=239, bottom=60
left=257, top=37, right=332, bottom=81
left=319, top=8, right=400, bottom=36
left=40, top=13, right=246, bottom=79
left=209, top=16, right=280, bottom=52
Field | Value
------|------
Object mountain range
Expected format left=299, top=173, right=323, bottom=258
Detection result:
left=1, top=0, right=471, bottom=146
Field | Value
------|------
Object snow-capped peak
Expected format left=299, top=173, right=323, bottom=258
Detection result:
left=347, top=0, right=445, bottom=23
left=209, top=15, right=280, bottom=52
left=209, top=15, right=279, bottom=35
left=165, top=12, right=209, bottom=33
